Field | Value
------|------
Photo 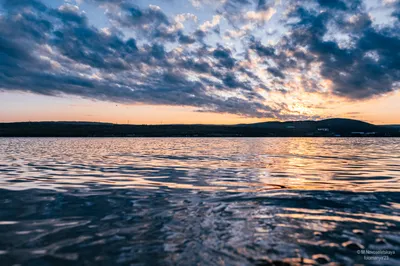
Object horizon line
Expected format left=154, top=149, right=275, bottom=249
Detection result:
left=0, top=118, right=398, bottom=127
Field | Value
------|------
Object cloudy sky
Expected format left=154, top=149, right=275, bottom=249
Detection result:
left=0, top=0, right=399, bottom=124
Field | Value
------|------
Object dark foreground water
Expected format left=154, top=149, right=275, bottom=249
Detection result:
left=0, top=138, right=399, bottom=266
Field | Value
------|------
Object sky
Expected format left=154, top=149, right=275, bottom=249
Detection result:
left=0, top=0, right=399, bottom=125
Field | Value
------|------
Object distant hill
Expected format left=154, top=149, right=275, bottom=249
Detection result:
left=0, top=119, right=399, bottom=137
left=243, top=118, right=379, bottom=133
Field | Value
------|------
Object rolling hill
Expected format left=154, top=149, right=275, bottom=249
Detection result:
left=0, top=119, right=398, bottom=137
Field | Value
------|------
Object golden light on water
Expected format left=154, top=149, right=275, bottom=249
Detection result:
left=2, top=138, right=399, bottom=193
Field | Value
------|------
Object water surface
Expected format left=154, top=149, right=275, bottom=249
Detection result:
left=0, top=138, right=399, bottom=265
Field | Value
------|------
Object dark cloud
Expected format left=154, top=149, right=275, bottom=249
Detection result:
left=178, top=33, right=196, bottom=44
left=249, top=38, right=275, bottom=57
left=1, top=0, right=47, bottom=11
left=393, top=2, right=400, bottom=20
left=193, top=29, right=207, bottom=40
left=150, top=43, right=166, bottom=60
left=316, top=0, right=347, bottom=10
left=0, top=9, right=52, bottom=43
left=212, top=46, right=236, bottom=69
left=267, top=67, right=285, bottom=79
left=180, top=59, right=211, bottom=73
left=273, top=0, right=399, bottom=99
left=51, top=20, right=137, bottom=70
left=103, top=2, right=172, bottom=40
left=93, top=1, right=201, bottom=44
left=119, top=3, right=169, bottom=27
left=0, top=36, right=34, bottom=66
left=222, top=72, right=248, bottom=89
left=222, top=0, right=252, bottom=12
left=52, top=4, right=88, bottom=25
left=257, top=0, right=271, bottom=11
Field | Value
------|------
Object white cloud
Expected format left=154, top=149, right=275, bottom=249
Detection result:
left=245, top=8, right=276, bottom=23
left=199, top=15, right=222, bottom=31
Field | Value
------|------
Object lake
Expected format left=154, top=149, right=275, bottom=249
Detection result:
left=0, top=138, right=399, bottom=265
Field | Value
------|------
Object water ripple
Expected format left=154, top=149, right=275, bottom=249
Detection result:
left=0, top=138, right=399, bottom=265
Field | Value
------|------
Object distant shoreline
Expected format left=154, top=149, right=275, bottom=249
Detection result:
left=1, top=119, right=399, bottom=137
left=1, top=136, right=399, bottom=138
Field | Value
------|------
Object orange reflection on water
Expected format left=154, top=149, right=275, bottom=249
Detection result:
left=0, top=138, right=399, bottom=193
